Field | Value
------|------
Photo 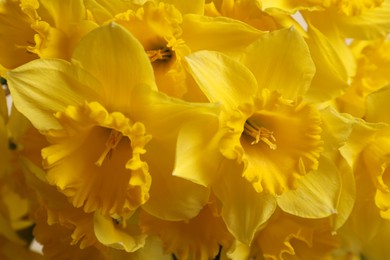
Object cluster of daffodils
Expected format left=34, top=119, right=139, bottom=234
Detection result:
left=1, top=0, right=390, bottom=259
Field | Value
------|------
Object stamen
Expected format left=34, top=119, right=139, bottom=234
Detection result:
left=244, top=120, right=277, bottom=150
left=146, top=47, right=172, bottom=62
left=95, top=130, right=123, bottom=166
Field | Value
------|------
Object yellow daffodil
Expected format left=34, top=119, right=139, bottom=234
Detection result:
left=336, top=117, right=390, bottom=259
left=89, top=1, right=263, bottom=99
left=7, top=23, right=220, bottom=224
left=252, top=210, right=340, bottom=259
left=184, top=27, right=340, bottom=248
left=0, top=0, right=99, bottom=71
left=24, top=0, right=98, bottom=59
left=140, top=203, right=233, bottom=260
left=0, top=0, right=38, bottom=70
left=336, top=38, right=390, bottom=118
left=186, top=27, right=320, bottom=193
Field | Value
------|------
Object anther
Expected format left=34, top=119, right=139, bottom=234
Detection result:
left=95, top=130, right=123, bottom=166
left=244, top=120, right=277, bottom=150
left=146, top=47, right=172, bottom=62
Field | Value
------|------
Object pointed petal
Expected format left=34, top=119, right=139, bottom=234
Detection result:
left=320, top=106, right=355, bottom=157
left=7, top=59, right=101, bottom=130
left=142, top=138, right=211, bottom=221
left=277, top=156, right=341, bottom=218
left=182, top=14, right=262, bottom=52
left=213, top=160, right=277, bottom=245
left=340, top=119, right=387, bottom=167
left=39, top=0, right=86, bottom=30
left=173, top=112, right=225, bottom=187
left=71, top=22, right=157, bottom=112
left=186, top=50, right=258, bottom=111
left=366, top=85, right=390, bottom=124
left=261, top=0, right=323, bottom=14
left=94, top=211, right=146, bottom=252
left=332, top=157, right=356, bottom=230
left=303, top=11, right=358, bottom=79
left=305, top=23, right=349, bottom=102
left=241, top=27, right=315, bottom=99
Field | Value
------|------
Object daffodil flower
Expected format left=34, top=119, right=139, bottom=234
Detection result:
left=7, top=22, right=220, bottom=225
left=252, top=210, right=339, bottom=259
left=184, top=27, right=357, bottom=247
left=139, top=203, right=233, bottom=260
left=336, top=39, right=390, bottom=118
left=106, top=1, right=263, bottom=99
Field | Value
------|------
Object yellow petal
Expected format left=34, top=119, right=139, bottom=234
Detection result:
left=71, top=22, right=157, bottom=112
left=212, top=160, right=277, bottom=245
left=173, top=112, right=225, bottom=187
left=277, top=156, right=341, bottom=218
left=110, top=235, right=171, bottom=260
left=7, top=59, right=102, bottom=130
left=340, top=119, right=386, bottom=167
left=303, top=11, right=357, bottom=79
left=241, top=27, right=315, bottom=99
left=305, top=23, right=349, bottom=102
left=186, top=50, right=258, bottom=111
left=331, top=156, right=356, bottom=231
left=261, top=0, right=324, bottom=14
left=182, top=14, right=262, bottom=53
left=38, top=0, right=86, bottom=30
left=140, top=205, right=232, bottom=260
left=366, top=85, right=390, bottom=124
left=319, top=106, right=355, bottom=162
left=94, top=211, right=146, bottom=252
left=142, top=137, right=210, bottom=221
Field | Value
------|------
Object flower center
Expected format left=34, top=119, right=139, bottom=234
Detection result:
left=146, top=47, right=173, bottom=62
left=244, top=120, right=277, bottom=150
left=95, top=129, right=123, bottom=166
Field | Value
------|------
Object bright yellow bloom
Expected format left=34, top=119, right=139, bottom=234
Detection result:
left=252, top=210, right=340, bottom=259
left=90, top=1, right=263, bottom=99
left=7, top=23, right=220, bottom=224
left=336, top=39, right=390, bottom=118
left=336, top=118, right=390, bottom=259
left=0, top=0, right=98, bottom=70
left=183, top=27, right=343, bottom=248
left=24, top=0, right=98, bottom=59
left=186, top=27, right=320, bottom=194
left=140, top=203, right=233, bottom=260
left=0, top=0, right=38, bottom=70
